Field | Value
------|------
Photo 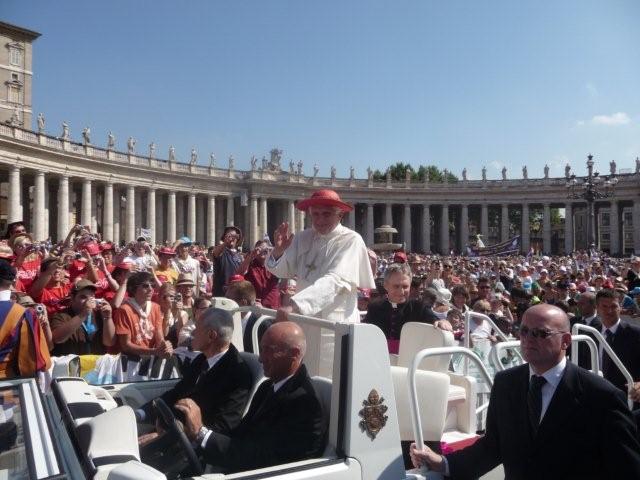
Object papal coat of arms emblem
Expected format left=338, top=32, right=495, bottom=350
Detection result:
left=359, top=389, right=388, bottom=439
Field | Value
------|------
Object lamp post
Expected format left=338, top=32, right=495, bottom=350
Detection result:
left=566, top=154, right=618, bottom=250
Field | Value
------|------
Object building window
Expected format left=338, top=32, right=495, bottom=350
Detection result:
left=600, top=212, right=610, bottom=227
left=7, top=85, right=21, bottom=103
left=11, top=73, right=18, bottom=82
left=624, top=211, right=633, bottom=227
left=9, top=47, right=23, bottom=67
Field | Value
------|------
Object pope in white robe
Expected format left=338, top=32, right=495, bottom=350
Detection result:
left=266, top=189, right=376, bottom=377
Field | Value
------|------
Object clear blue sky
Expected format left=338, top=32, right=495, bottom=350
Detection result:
left=4, top=1, right=640, bottom=179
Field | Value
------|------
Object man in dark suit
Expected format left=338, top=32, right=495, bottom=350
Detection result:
left=137, top=308, right=252, bottom=436
left=176, top=321, right=325, bottom=474
left=596, top=289, right=640, bottom=400
left=410, top=303, right=640, bottom=479
left=569, top=291, right=601, bottom=369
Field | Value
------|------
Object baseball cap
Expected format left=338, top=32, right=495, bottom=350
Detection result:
left=158, top=247, right=176, bottom=256
left=72, top=278, right=97, bottom=293
left=393, top=251, right=408, bottom=263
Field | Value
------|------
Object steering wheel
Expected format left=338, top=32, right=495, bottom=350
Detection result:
left=152, top=398, right=203, bottom=476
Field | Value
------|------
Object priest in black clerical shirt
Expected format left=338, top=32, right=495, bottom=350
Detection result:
left=363, top=263, right=451, bottom=354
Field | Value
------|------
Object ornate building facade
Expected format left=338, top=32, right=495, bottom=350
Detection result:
left=0, top=124, right=639, bottom=255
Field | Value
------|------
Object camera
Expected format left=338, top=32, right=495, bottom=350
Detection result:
left=174, top=293, right=182, bottom=303
left=35, top=304, right=46, bottom=315
left=95, top=299, right=105, bottom=306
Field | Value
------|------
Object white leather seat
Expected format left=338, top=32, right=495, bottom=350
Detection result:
left=396, top=322, right=455, bottom=372
left=238, top=351, right=266, bottom=416
left=310, top=376, right=333, bottom=455
left=210, top=297, right=244, bottom=352
left=391, top=366, right=449, bottom=442
left=52, top=377, right=118, bottom=426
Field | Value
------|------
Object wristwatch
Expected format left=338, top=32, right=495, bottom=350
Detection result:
left=195, top=425, right=209, bottom=445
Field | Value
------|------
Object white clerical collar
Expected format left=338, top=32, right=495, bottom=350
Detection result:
left=313, top=223, right=343, bottom=239
left=273, top=374, right=295, bottom=393
left=529, top=356, right=566, bottom=389
left=206, top=347, right=229, bottom=370
left=602, top=319, right=621, bottom=335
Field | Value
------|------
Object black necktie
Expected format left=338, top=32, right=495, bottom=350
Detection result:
left=196, top=359, right=210, bottom=385
left=527, top=375, right=547, bottom=436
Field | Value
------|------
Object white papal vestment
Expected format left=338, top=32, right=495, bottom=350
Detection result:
left=266, top=223, right=375, bottom=377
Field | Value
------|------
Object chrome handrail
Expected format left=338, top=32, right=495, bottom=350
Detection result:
left=568, top=334, right=600, bottom=373
left=408, top=347, right=493, bottom=449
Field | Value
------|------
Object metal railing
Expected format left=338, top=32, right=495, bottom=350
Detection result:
left=571, top=323, right=634, bottom=409
left=409, top=347, right=493, bottom=449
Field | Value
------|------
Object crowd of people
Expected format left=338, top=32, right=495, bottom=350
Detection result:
left=1, top=188, right=640, bottom=475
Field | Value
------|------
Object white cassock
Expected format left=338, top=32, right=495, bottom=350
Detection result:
left=266, top=223, right=376, bottom=377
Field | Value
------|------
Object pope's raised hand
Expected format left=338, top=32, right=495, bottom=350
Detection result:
left=272, top=222, right=294, bottom=259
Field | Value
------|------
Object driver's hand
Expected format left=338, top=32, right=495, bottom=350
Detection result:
left=174, top=398, right=202, bottom=441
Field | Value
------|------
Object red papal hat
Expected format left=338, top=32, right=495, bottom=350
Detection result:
left=296, top=189, right=353, bottom=212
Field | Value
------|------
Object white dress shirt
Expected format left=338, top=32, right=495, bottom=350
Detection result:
left=529, top=356, right=567, bottom=422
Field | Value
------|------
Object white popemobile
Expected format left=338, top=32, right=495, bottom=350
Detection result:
left=1, top=305, right=632, bottom=480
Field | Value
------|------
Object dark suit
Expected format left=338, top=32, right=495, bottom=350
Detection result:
left=201, top=364, right=326, bottom=473
left=447, top=362, right=640, bottom=479
left=602, top=321, right=640, bottom=395
left=141, top=344, right=252, bottom=434
left=242, top=312, right=273, bottom=354
left=363, top=298, right=438, bottom=340
left=568, top=314, right=602, bottom=370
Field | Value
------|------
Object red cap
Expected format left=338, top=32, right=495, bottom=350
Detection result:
left=115, top=262, right=133, bottom=271
left=158, top=247, right=176, bottom=256
left=602, top=279, right=614, bottom=289
left=84, top=242, right=101, bottom=256
left=296, top=189, right=353, bottom=212
left=393, top=251, right=408, bottom=263
left=228, top=274, right=245, bottom=284
left=100, top=241, right=115, bottom=252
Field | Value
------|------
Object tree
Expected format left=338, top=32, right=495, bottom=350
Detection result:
left=372, top=163, right=458, bottom=183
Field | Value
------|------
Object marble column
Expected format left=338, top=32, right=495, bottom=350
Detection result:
left=402, top=204, right=412, bottom=251
left=167, top=192, right=177, bottom=243
left=501, top=204, right=509, bottom=242
left=543, top=203, right=551, bottom=254
left=147, top=188, right=156, bottom=245
left=440, top=204, right=449, bottom=254
left=249, top=196, right=259, bottom=246
left=43, top=177, right=50, bottom=240
left=113, top=188, right=121, bottom=243
left=226, top=196, right=235, bottom=227
left=365, top=203, right=374, bottom=245
left=8, top=165, right=21, bottom=223
left=287, top=201, right=296, bottom=233
left=633, top=200, right=640, bottom=254
left=126, top=185, right=135, bottom=242
left=91, top=191, right=98, bottom=233
left=207, top=195, right=216, bottom=246
left=187, top=193, right=196, bottom=241
left=385, top=203, right=393, bottom=226
left=564, top=203, right=573, bottom=254
left=609, top=200, right=620, bottom=256
left=81, top=179, right=92, bottom=227
left=33, top=172, right=45, bottom=240
left=422, top=204, right=431, bottom=253
left=481, top=203, right=489, bottom=239
left=259, top=198, right=268, bottom=239
left=176, top=194, right=184, bottom=237
left=521, top=203, right=530, bottom=253
left=103, top=182, right=114, bottom=241
left=460, top=204, right=469, bottom=251
left=156, top=193, right=164, bottom=244
left=134, top=191, right=142, bottom=236
left=57, top=175, right=70, bottom=242
left=298, top=210, right=306, bottom=233
left=345, top=207, right=355, bottom=230
left=196, top=196, right=206, bottom=244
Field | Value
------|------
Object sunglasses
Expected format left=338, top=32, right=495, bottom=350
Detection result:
left=519, top=326, right=565, bottom=339
left=139, top=283, right=155, bottom=289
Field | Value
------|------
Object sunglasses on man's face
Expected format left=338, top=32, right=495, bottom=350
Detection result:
left=519, top=326, right=565, bottom=339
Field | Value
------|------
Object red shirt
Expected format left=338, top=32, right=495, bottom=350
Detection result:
left=35, top=284, right=71, bottom=316
left=16, top=257, right=41, bottom=293
left=245, top=261, right=280, bottom=309
left=69, top=261, right=111, bottom=299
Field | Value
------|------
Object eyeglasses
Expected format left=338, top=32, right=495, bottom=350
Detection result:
left=519, top=326, right=566, bottom=339
left=443, top=265, right=453, bottom=269
left=139, top=283, right=155, bottom=289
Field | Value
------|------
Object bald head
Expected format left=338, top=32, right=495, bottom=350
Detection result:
left=520, top=304, right=571, bottom=374
left=259, top=321, right=307, bottom=381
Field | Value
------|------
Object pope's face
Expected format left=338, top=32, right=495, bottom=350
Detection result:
left=309, top=206, right=342, bottom=235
